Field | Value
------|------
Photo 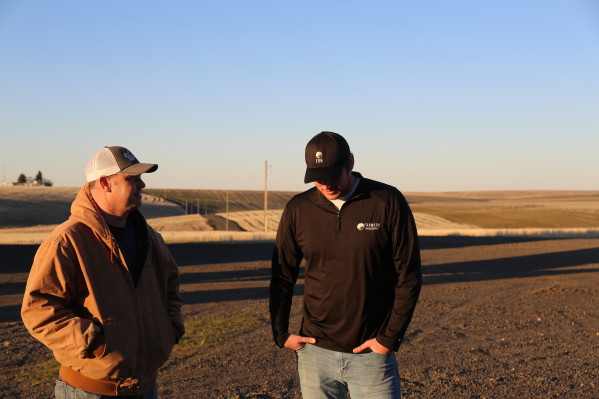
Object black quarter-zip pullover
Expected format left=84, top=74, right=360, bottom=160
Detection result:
left=270, top=173, right=422, bottom=353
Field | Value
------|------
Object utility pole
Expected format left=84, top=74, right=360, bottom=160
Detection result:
left=264, top=160, right=268, bottom=232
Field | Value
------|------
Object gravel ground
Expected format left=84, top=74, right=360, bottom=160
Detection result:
left=1, top=237, right=598, bottom=398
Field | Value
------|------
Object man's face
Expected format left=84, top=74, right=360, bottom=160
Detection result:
left=108, top=174, right=146, bottom=215
left=314, top=168, right=353, bottom=200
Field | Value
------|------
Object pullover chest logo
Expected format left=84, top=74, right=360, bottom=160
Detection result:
left=357, top=222, right=381, bottom=231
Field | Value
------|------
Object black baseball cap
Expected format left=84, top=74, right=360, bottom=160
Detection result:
left=304, top=132, right=351, bottom=183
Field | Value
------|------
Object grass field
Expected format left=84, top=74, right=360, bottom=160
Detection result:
left=144, top=188, right=297, bottom=214
left=411, top=204, right=599, bottom=228
left=1, top=187, right=599, bottom=244
left=409, top=190, right=599, bottom=228
left=216, top=209, right=284, bottom=233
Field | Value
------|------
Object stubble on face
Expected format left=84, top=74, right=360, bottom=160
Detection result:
left=110, top=174, right=145, bottom=213
left=314, top=169, right=354, bottom=200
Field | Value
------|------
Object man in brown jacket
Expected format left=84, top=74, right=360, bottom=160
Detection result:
left=21, top=146, right=184, bottom=398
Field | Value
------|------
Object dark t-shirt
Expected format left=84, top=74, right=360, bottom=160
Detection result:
left=110, top=219, right=142, bottom=285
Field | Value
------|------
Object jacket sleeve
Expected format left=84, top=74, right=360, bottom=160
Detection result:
left=269, top=204, right=303, bottom=348
left=377, top=191, right=422, bottom=351
left=156, top=233, right=185, bottom=342
left=21, top=238, right=101, bottom=359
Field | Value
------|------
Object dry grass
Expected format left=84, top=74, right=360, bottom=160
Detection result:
left=175, top=305, right=267, bottom=352
left=420, top=227, right=599, bottom=238
left=0, top=226, right=57, bottom=245
left=144, top=188, right=297, bottom=214
left=157, top=231, right=276, bottom=243
left=0, top=186, right=78, bottom=227
left=216, top=210, right=283, bottom=232
left=4, top=224, right=596, bottom=244
left=0, top=216, right=276, bottom=244
left=5, top=306, right=270, bottom=389
left=410, top=204, right=599, bottom=228
left=213, top=210, right=599, bottom=240
left=2, top=187, right=599, bottom=244
left=406, top=190, right=599, bottom=204
left=216, top=210, right=480, bottom=233
left=407, top=190, right=599, bottom=228
left=412, top=213, right=478, bottom=230
left=0, top=186, right=182, bottom=228
left=148, top=214, right=213, bottom=232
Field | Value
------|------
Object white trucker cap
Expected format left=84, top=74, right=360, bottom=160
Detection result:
left=85, top=146, right=158, bottom=183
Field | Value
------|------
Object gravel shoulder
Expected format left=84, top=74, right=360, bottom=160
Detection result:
left=1, top=237, right=598, bottom=398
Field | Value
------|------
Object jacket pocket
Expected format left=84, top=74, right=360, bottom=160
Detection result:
left=80, top=317, right=138, bottom=380
left=142, top=310, right=177, bottom=373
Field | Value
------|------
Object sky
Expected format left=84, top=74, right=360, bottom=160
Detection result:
left=0, top=0, right=598, bottom=192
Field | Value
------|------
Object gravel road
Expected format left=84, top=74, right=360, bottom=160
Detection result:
left=1, top=237, right=598, bottom=398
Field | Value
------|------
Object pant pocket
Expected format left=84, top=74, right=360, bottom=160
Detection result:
left=54, top=379, right=67, bottom=399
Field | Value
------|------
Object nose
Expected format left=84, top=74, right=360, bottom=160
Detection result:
left=138, top=178, right=146, bottom=189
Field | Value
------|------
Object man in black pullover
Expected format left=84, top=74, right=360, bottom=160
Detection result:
left=270, top=131, right=422, bottom=399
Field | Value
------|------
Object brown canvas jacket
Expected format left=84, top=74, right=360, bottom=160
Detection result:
left=21, top=185, right=184, bottom=396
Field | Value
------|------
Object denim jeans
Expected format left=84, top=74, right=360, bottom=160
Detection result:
left=296, top=343, right=401, bottom=399
left=55, top=378, right=158, bottom=399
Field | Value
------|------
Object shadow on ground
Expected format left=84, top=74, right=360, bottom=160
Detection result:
left=2, top=237, right=597, bottom=322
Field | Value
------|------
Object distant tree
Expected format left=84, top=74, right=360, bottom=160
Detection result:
left=35, top=170, right=43, bottom=184
left=43, top=179, right=53, bottom=187
left=17, top=173, right=27, bottom=185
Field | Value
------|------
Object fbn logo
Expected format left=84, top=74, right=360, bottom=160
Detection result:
left=315, top=151, right=323, bottom=164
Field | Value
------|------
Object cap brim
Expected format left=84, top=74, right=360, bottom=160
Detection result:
left=304, top=164, right=343, bottom=183
left=118, top=163, right=158, bottom=176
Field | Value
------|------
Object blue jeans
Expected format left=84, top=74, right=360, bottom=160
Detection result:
left=55, top=378, right=158, bottom=399
left=296, top=343, right=401, bottom=399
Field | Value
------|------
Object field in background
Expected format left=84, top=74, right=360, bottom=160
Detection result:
left=0, top=186, right=183, bottom=227
left=216, top=209, right=284, bottom=233
left=145, top=188, right=599, bottom=229
left=0, top=213, right=277, bottom=245
left=409, top=190, right=599, bottom=228
left=144, top=188, right=297, bottom=214
left=1, top=187, right=599, bottom=244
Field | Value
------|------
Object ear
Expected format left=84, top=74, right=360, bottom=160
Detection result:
left=98, top=176, right=112, bottom=192
left=347, top=154, right=355, bottom=172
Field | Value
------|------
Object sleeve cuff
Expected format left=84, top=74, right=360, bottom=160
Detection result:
left=276, top=332, right=290, bottom=348
left=376, top=335, right=402, bottom=352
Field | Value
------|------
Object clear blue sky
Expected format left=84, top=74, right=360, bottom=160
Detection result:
left=1, top=0, right=598, bottom=192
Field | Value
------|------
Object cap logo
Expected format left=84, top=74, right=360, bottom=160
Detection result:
left=123, top=151, right=137, bottom=162
left=315, top=151, right=323, bottom=164
left=357, top=223, right=365, bottom=231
